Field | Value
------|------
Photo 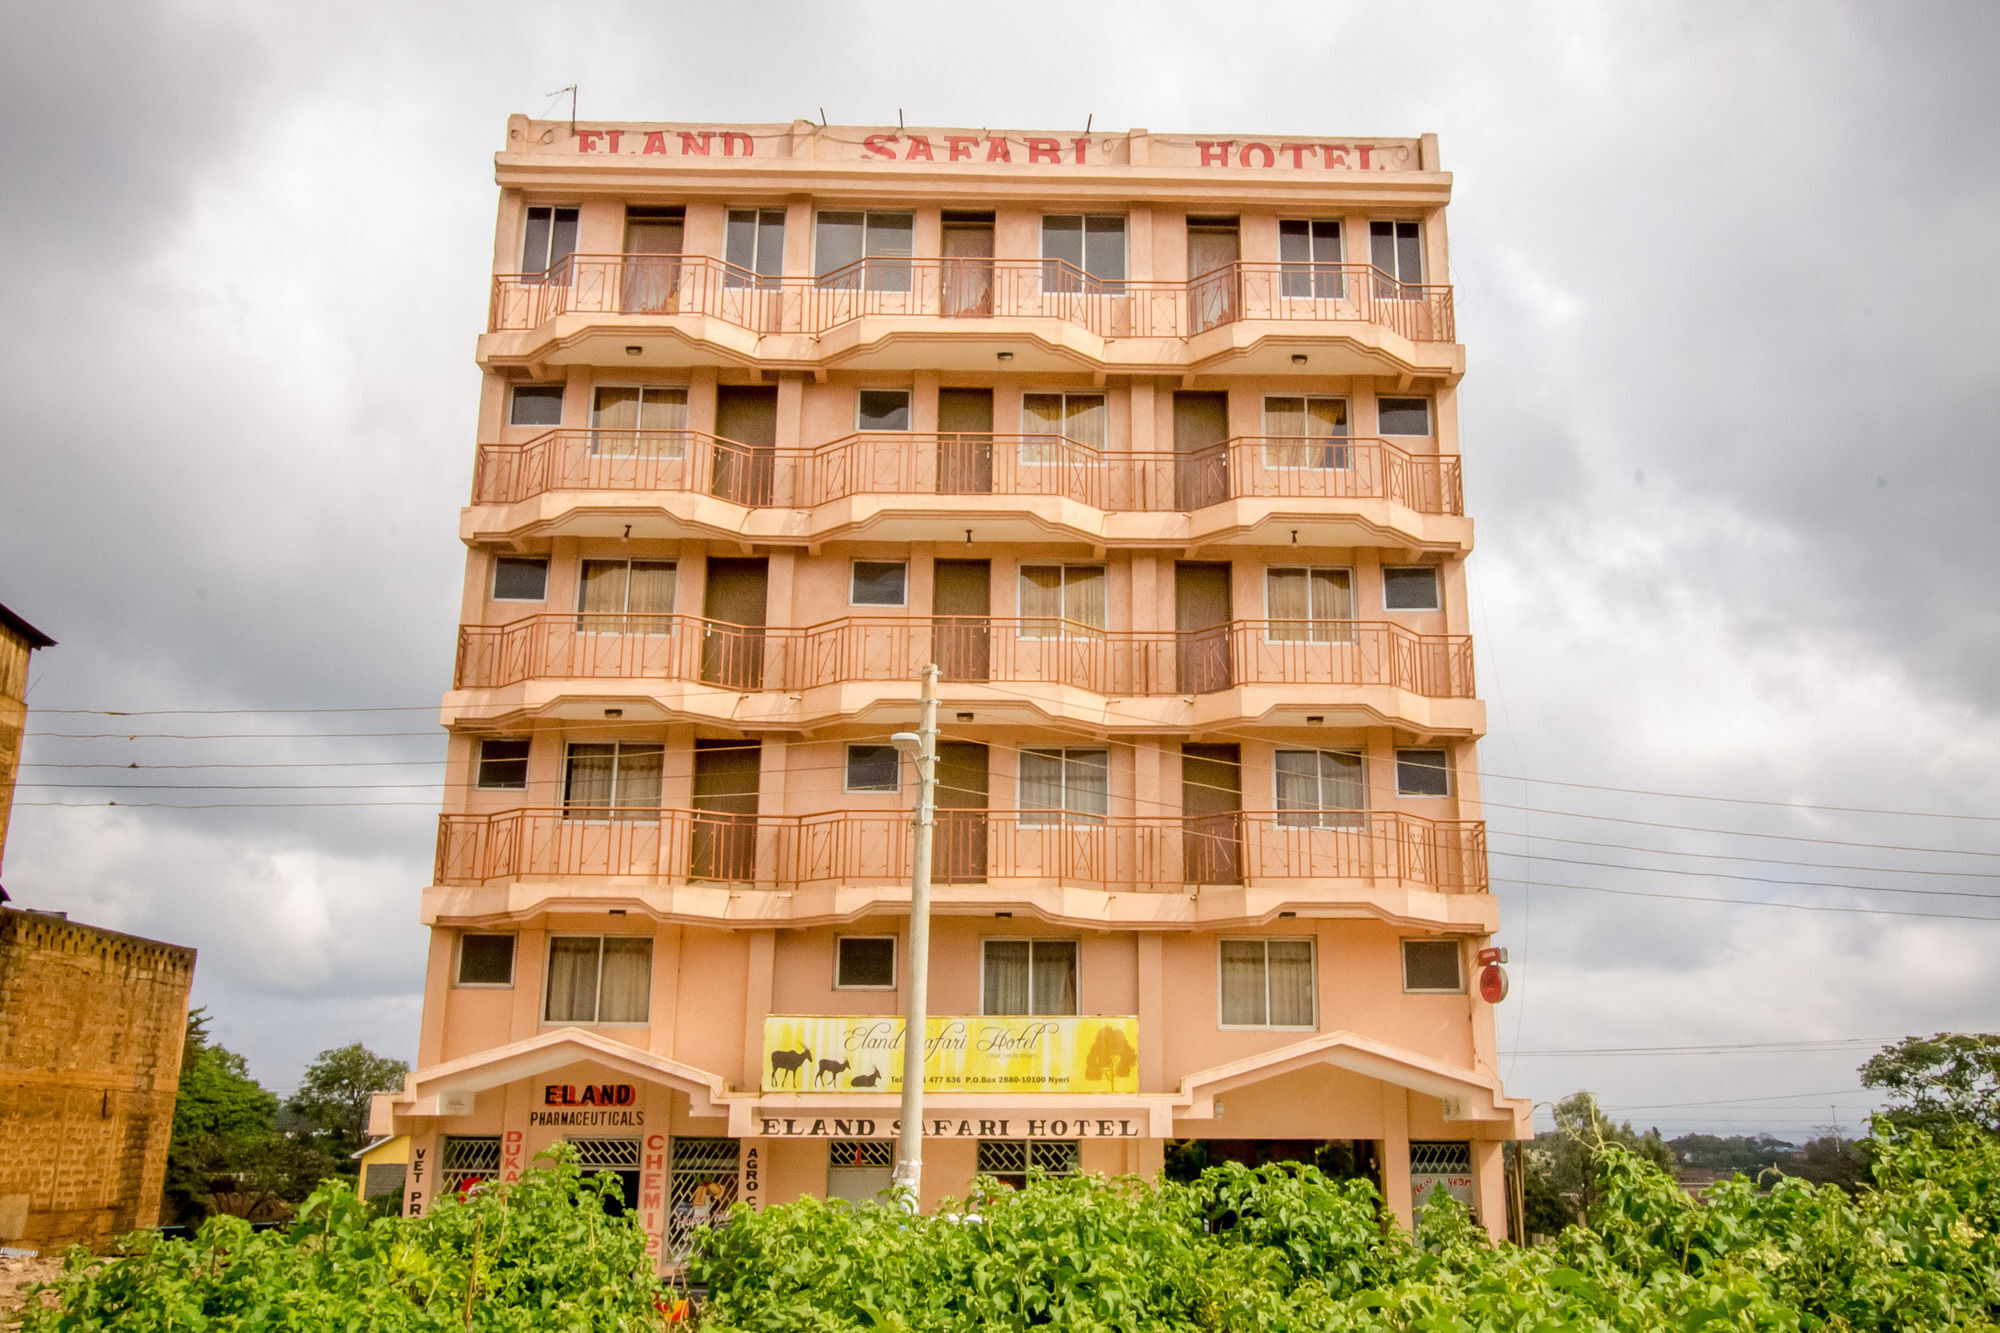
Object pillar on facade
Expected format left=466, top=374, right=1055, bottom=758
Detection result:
left=1378, top=1083, right=1413, bottom=1230
left=1471, top=1138, right=1507, bottom=1243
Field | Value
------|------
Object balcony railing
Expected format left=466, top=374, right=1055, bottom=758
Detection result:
left=454, top=615, right=1474, bottom=699
left=488, top=255, right=1454, bottom=343
left=435, top=807, right=1487, bottom=894
left=471, top=430, right=1463, bottom=516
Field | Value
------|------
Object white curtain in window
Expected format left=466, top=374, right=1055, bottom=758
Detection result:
left=1063, top=750, right=1108, bottom=819
left=1019, top=566, right=1064, bottom=636
left=597, top=938, right=653, bottom=1022
left=1320, top=751, right=1365, bottom=814
left=1274, top=751, right=1322, bottom=824
left=1018, top=750, right=1065, bottom=815
left=1266, top=568, right=1352, bottom=642
left=1218, top=940, right=1268, bottom=1025
left=579, top=563, right=629, bottom=616
left=1063, top=566, right=1107, bottom=631
left=613, top=744, right=664, bottom=813
left=1266, top=941, right=1315, bottom=1026
left=1031, top=941, right=1078, bottom=1015
left=1064, top=396, right=1106, bottom=451
left=984, top=940, right=1031, bottom=1014
left=546, top=937, right=602, bottom=1021
left=565, top=744, right=618, bottom=809
left=626, top=562, right=677, bottom=617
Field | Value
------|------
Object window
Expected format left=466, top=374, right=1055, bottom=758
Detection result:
left=1265, top=567, right=1354, bottom=642
left=521, top=205, right=579, bottom=276
left=836, top=936, right=897, bottom=989
left=815, top=211, right=914, bottom=292
left=1218, top=939, right=1316, bottom=1028
left=855, top=389, right=912, bottom=432
left=591, top=386, right=688, bottom=457
left=1396, top=749, right=1451, bottom=797
left=509, top=384, right=566, bottom=427
left=1020, top=392, right=1106, bottom=462
left=441, top=1136, right=501, bottom=1195
left=1377, top=397, right=1432, bottom=436
left=545, top=935, right=653, bottom=1023
left=849, top=561, right=908, bottom=607
left=1041, top=215, right=1126, bottom=290
left=977, top=1139, right=1080, bottom=1188
left=1017, top=749, right=1108, bottom=826
left=1018, top=565, right=1106, bottom=637
left=844, top=744, right=901, bottom=793
left=491, top=556, right=549, bottom=602
left=724, top=208, right=786, bottom=287
left=457, top=934, right=516, bottom=986
left=1279, top=219, right=1343, bottom=298
left=563, top=742, right=664, bottom=817
left=1403, top=939, right=1464, bottom=993
left=1383, top=566, right=1441, bottom=611
left=982, top=940, right=1078, bottom=1015
left=1274, top=750, right=1366, bottom=829
left=475, top=738, right=531, bottom=790
left=1263, top=396, right=1349, bottom=470
left=577, top=559, right=676, bottom=627
left=1369, top=220, right=1423, bottom=291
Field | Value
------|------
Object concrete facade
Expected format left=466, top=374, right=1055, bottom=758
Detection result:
left=378, top=118, right=1527, bottom=1260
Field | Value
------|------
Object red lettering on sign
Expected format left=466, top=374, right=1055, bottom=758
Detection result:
left=642, top=1191, right=664, bottom=1211
left=1026, top=137, right=1061, bottom=164
left=722, top=132, right=752, bottom=157
left=864, top=134, right=899, bottom=159
left=605, top=130, right=623, bottom=154
left=647, top=1133, right=667, bottom=1151
left=1240, top=142, right=1275, bottom=168
left=643, top=131, right=668, bottom=154
left=1356, top=144, right=1372, bottom=169
left=905, top=135, right=934, bottom=161
left=946, top=135, right=978, bottom=162
left=644, top=1152, right=666, bottom=1172
left=679, top=131, right=713, bottom=156
left=1198, top=140, right=1233, bottom=167
left=1280, top=142, right=1314, bottom=168
left=1071, top=137, right=1089, bottom=164
left=985, top=137, right=1011, bottom=162
left=576, top=130, right=603, bottom=153
left=1321, top=144, right=1349, bottom=168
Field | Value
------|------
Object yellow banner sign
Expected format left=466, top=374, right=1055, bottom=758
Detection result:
left=762, top=1016, right=1138, bottom=1094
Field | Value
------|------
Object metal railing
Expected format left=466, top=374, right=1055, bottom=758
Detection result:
left=471, top=430, right=1463, bottom=516
left=434, top=807, right=1487, bottom=894
left=489, top=255, right=1455, bottom=343
left=454, top=615, right=1474, bottom=698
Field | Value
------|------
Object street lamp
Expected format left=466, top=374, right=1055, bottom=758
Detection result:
left=889, top=665, right=940, bottom=1208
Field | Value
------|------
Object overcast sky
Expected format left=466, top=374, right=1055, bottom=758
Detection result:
left=2, top=0, right=1994, bottom=1133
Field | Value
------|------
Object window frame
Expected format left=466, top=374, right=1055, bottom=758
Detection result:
left=855, top=389, right=913, bottom=433
left=976, top=1138, right=1081, bottom=1188
left=1260, top=394, right=1351, bottom=471
left=1402, top=938, right=1466, bottom=994
left=490, top=556, right=550, bottom=603
left=813, top=210, right=915, bottom=292
left=1040, top=214, right=1127, bottom=287
left=1376, top=396, right=1433, bottom=437
left=508, top=384, right=567, bottom=428
left=561, top=741, right=666, bottom=819
left=1273, top=749, right=1368, bottom=830
left=1216, top=937, right=1319, bottom=1031
left=589, top=383, right=690, bottom=459
left=980, top=937, right=1081, bottom=1016
left=474, top=738, right=532, bottom=791
left=456, top=933, right=517, bottom=988
left=542, top=934, right=654, bottom=1026
left=848, top=559, right=909, bottom=608
left=575, top=558, right=677, bottom=625
left=1277, top=218, right=1344, bottom=299
left=1263, top=565, right=1355, bottom=643
left=834, top=935, right=898, bottom=991
left=1016, top=563, right=1107, bottom=639
left=1015, top=748, right=1109, bottom=827
left=1382, top=566, right=1442, bottom=612
left=1395, top=748, right=1453, bottom=798
left=724, top=207, right=787, bottom=287
left=1369, top=219, right=1424, bottom=286
left=843, top=743, right=902, bottom=794
left=520, top=205, right=580, bottom=276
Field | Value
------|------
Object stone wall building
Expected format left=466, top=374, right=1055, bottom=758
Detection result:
left=0, top=602, right=55, bottom=879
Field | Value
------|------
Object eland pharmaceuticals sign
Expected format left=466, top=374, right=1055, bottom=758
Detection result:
left=505, top=119, right=1429, bottom=174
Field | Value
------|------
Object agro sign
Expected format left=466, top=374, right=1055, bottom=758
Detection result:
left=763, top=1015, right=1139, bottom=1094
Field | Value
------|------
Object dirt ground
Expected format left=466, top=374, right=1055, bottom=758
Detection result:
left=0, top=1254, right=65, bottom=1329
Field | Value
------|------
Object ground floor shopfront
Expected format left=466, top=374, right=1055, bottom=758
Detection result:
left=377, top=1025, right=1524, bottom=1261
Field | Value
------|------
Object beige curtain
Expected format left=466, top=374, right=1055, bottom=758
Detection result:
left=564, top=743, right=618, bottom=809
left=545, top=937, right=601, bottom=1021
left=613, top=744, right=664, bottom=815
left=1218, top=940, right=1268, bottom=1025
left=1266, top=940, right=1315, bottom=1025
left=983, top=940, right=1032, bottom=1014
left=1019, top=565, right=1064, bottom=637
left=1064, top=750, right=1108, bottom=819
left=1031, top=941, right=1079, bottom=1015
left=1265, top=567, right=1354, bottom=641
left=1018, top=749, right=1066, bottom=816
left=626, top=561, right=677, bottom=618
left=1021, top=394, right=1064, bottom=464
left=597, top=938, right=653, bottom=1022
left=579, top=562, right=628, bottom=616
left=1064, top=565, right=1107, bottom=631
left=1065, top=396, right=1106, bottom=451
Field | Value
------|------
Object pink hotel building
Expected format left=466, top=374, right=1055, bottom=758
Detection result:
left=373, top=116, right=1528, bottom=1257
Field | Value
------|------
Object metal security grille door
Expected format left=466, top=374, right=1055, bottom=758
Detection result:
left=826, top=1139, right=895, bottom=1203
left=667, top=1138, right=740, bottom=1258
left=976, top=1139, right=1081, bottom=1189
left=570, top=1137, right=642, bottom=1216
left=440, top=1136, right=501, bottom=1197
left=1410, top=1140, right=1477, bottom=1221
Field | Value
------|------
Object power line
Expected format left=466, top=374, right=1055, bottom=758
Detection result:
left=1482, top=769, right=2000, bottom=824
left=1486, top=827, right=2000, bottom=880
left=1493, top=876, right=2000, bottom=923
left=1487, top=850, right=2000, bottom=901
left=1504, top=1037, right=1895, bottom=1056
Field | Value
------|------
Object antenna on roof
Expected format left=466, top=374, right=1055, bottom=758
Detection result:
left=898, top=108, right=905, bottom=131
left=1085, top=113, right=1093, bottom=134
left=547, top=84, right=578, bottom=136
left=818, top=107, right=828, bottom=127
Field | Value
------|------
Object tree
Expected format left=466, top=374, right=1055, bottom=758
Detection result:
left=164, top=1008, right=283, bottom=1222
left=1523, top=1091, right=1674, bottom=1231
left=285, top=1042, right=410, bottom=1161
left=1860, top=1032, right=2000, bottom=1138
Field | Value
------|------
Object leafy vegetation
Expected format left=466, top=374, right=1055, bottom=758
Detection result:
left=1863, top=1032, right=2000, bottom=1138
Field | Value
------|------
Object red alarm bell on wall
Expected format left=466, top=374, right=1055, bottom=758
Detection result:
left=1477, top=946, right=1509, bottom=1003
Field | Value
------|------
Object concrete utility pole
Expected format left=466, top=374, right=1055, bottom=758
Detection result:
left=889, top=664, right=940, bottom=1207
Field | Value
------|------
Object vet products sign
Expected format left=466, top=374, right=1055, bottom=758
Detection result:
left=762, top=1016, right=1139, bottom=1094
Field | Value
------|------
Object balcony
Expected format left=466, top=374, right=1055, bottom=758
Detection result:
left=465, top=431, right=1468, bottom=551
left=433, top=807, right=1488, bottom=907
left=479, top=256, right=1459, bottom=378
left=449, top=614, right=1477, bottom=733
